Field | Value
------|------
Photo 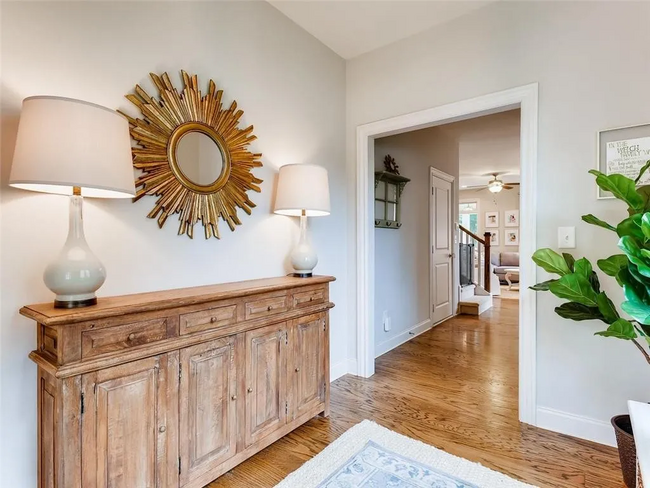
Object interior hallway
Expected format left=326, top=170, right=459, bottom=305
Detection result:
left=209, top=299, right=622, bottom=487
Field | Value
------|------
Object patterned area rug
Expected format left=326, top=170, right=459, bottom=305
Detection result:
left=276, top=420, right=536, bottom=488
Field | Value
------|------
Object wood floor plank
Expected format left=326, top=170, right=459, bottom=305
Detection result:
left=207, top=299, right=623, bottom=487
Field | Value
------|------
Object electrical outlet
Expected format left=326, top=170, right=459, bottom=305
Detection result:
left=383, top=311, right=391, bottom=332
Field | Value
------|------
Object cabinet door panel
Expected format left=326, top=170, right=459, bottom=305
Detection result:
left=81, top=355, right=177, bottom=488
left=245, top=323, right=288, bottom=446
left=179, top=337, right=237, bottom=486
left=292, top=313, right=325, bottom=418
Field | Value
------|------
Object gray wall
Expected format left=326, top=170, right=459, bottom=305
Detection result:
left=374, top=127, right=458, bottom=355
left=0, top=2, right=346, bottom=485
left=347, top=1, right=650, bottom=443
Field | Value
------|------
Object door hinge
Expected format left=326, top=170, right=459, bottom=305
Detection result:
left=80, top=392, right=85, bottom=415
left=178, top=456, right=181, bottom=475
left=285, top=331, right=289, bottom=345
left=179, top=363, right=182, bottom=381
left=285, top=401, right=289, bottom=416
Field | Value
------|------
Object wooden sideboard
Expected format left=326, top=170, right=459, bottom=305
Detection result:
left=21, top=275, right=335, bottom=488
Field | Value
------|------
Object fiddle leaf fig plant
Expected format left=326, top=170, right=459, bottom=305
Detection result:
left=531, top=164, right=650, bottom=364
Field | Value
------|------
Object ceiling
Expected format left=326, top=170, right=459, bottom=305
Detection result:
left=268, top=1, right=492, bottom=59
left=442, top=109, right=521, bottom=189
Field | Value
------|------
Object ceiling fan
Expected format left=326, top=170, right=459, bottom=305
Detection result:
left=464, top=173, right=520, bottom=193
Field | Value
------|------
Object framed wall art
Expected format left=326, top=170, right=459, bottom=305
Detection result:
left=597, top=122, right=650, bottom=199
left=505, top=229, right=519, bottom=246
left=489, top=230, right=499, bottom=246
left=504, top=209, right=519, bottom=227
left=485, top=211, right=499, bottom=228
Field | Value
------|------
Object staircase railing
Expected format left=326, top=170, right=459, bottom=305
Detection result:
left=458, top=225, right=492, bottom=293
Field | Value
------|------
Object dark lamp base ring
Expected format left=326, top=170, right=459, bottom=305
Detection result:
left=292, top=272, right=313, bottom=278
left=54, top=297, right=98, bottom=309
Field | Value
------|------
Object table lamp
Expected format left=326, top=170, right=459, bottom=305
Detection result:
left=9, top=96, right=135, bottom=308
left=274, top=164, right=330, bottom=277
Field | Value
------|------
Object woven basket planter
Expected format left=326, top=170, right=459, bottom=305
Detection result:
left=612, top=414, right=636, bottom=488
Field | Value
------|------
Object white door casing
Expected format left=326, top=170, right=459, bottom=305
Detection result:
left=430, top=168, right=454, bottom=324
left=355, top=83, right=538, bottom=426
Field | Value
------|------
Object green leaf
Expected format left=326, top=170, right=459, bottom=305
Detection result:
left=562, top=253, right=575, bottom=272
left=595, top=318, right=637, bottom=340
left=554, top=302, right=603, bottom=321
left=589, top=272, right=601, bottom=294
left=638, top=186, right=650, bottom=212
left=617, top=214, right=644, bottom=240
left=573, top=258, right=592, bottom=280
left=595, top=292, right=619, bottom=324
left=597, top=255, right=629, bottom=276
left=621, top=300, right=650, bottom=325
left=643, top=213, right=650, bottom=241
left=548, top=273, right=599, bottom=307
left=532, top=248, right=572, bottom=276
left=582, top=214, right=616, bottom=232
left=636, top=160, right=650, bottom=184
left=589, top=170, right=644, bottom=211
left=529, top=279, right=557, bottom=291
left=620, top=265, right=650, bottom=305
left=618, top=236, right=650, bottom=278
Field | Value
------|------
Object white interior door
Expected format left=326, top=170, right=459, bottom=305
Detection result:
left=430, top=168, right=454, bottom=324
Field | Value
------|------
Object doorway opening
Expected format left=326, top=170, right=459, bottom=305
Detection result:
left=357, top=84, right=537, bottom=425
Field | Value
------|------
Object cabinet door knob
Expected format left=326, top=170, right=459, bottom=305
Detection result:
left=159, top=426, right=166, bottom=433
left=309, top=297, right=313, bottom=302
left=267, top=306, right=272, bottom=311
left=128, top=333, right=136, bottom=341
left=231, top=395, right=237, bottom=401
left=247, top=387, right=253, bottom=393
left=295, top=367, right=300, bottom=372
left=210, top=317, right=217, bottom=323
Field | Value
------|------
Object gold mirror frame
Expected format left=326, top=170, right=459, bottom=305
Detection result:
left=120, top=71, right=262, bottom=239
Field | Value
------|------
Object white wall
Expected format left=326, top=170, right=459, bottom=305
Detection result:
left=373, top=128, right=458, bottom=356
left=0, top=2, right=346, bottom=485
left=459, top=187, right=520, bottom=255
left=347, top=1, right=650, bottom=444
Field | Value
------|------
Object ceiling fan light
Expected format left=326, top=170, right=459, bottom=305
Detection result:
left=488, top=181, right=503, bottom=193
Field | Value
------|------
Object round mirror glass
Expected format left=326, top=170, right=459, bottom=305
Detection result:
left=175, top=131, right=224, bottom=186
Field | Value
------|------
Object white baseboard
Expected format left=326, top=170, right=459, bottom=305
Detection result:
left=330, top=358, right=358, bottom=382
left=536, top=406, right=616, bottom=447
left=375, top=319, right=432, bottom=358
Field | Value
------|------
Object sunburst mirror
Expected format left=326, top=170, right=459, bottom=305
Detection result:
left=120, top=71, right=263, bottom=239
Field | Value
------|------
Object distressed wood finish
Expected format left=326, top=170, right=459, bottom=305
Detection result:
left=207, top=299, right=622, bottom=488
left=24, top=276, right=334, bottom=488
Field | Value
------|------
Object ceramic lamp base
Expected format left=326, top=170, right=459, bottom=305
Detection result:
left=45, top=195, right=106, bottom=309
left=290, top=215, right=318, bottom=277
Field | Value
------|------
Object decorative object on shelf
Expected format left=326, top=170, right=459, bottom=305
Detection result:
left=121, top=71, right=263, bottom=239
left=530, top=164, right=650, bottom=487
left=21, top=275, right=334, bottom=488
left=489, top=231, right=499, bottom=246
left=383, top=154, right=400, bottom=175
left=274, top=164, right=331, bottom=277
left=374, top=170, right=410, bottom=229
left=9, top=96, right=135, bottom=308
left=597, top=122, right=650, bottom=199
left=485, top=211, right=499, bottom=228
left=505, top=229, right=519, bottom=246
left=505, top=209, right=519, bottom=227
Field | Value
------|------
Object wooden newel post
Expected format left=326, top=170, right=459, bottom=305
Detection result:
left=484, top=232, right=492, bottom=293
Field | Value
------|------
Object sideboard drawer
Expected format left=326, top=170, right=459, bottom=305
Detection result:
left=180, top=303, right=238, bottom=335
left=292, top=287, right=325, bottom=309
left=81, top=318, right=168, bottom=358
left=245, top=293, right=289, bottom=320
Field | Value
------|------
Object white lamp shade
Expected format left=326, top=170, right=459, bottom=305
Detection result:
left=274, top=164, right=330, bottom=217
left=9, top=96, right=135, bottom=198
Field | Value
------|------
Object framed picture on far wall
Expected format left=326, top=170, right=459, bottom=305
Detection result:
left=504, top=209, right=519, bottom=227
left=489, top=231, right=499, bottom=246
left=485, top=211, right=499, bottom=228
left=597, top=122, right=650, bottom=199
left=505, top=229, right=519, bottom=246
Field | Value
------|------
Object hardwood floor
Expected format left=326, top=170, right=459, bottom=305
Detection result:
left=207, top=298, right=623, bottom=487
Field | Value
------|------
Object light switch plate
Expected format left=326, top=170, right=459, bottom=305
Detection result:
left=558, top=226, right=576, bottom=248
